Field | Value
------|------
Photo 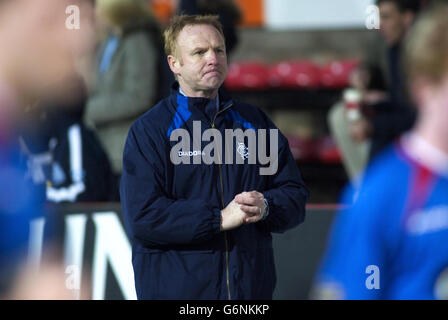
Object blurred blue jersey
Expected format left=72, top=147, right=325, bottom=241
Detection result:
left=0, top=133, right=49, bottom=294
left=315, top=133, right=448, bottom=299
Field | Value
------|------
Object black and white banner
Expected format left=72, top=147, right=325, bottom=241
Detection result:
left=28, top=203, right=337, bottom=300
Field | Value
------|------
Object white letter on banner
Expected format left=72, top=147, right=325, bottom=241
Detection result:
left=27, top=217, right=46, bottom=272
left=92, top=212, right=136, bottom=300
left=64, top=214, right=87, bottom=299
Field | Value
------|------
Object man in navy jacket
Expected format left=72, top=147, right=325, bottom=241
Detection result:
left=120, top=14, right=309, bottom=300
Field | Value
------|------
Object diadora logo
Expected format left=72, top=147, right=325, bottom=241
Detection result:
left=178, top=150, right=205, bottom=157
left=176, top=143, right=250, bottom=160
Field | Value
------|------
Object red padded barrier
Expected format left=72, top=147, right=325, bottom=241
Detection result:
left=268, top=60, right=321, bottom=89
left=224, top=61, right=269, bottom=90
left=319, top=59, right=360, bottom=89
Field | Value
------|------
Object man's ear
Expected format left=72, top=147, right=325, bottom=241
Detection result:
left=167, top=55, right=181, bottom=76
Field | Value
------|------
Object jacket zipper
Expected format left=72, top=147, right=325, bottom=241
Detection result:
left=211, top=102, right=233, bottom=300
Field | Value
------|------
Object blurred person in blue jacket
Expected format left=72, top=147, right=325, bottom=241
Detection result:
left=328, top=0, right=420, bottom=186
left=20, top=76, right=116, bottom=204
left=120, top=14, right=309, bottom=300
left=312, top=2, right=448, bottom=300
left=0, top=0, right=95, bottom=299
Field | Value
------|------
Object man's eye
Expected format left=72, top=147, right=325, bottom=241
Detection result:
left=195, top=50, right=205, bottom=55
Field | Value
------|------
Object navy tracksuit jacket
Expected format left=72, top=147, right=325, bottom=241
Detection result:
left=120, top=83, right=309, bottom=299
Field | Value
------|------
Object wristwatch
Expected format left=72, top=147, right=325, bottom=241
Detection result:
left=261, top=198, right=269, bottom=220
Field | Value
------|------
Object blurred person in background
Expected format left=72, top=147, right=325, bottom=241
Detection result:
left=312, top=2, right=448, bottom=299
left=0, top=0, right=95, bottom=299
left=84, top=0, right=173, bottom=199
left=177, top=0, right=242, bottom=56
left=328, top=0, right=420, bottom=186
left=19, top=75, right=116, bottom=204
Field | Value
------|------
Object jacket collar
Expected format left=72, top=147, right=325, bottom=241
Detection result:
left=168, top=82, right=233, bottom=114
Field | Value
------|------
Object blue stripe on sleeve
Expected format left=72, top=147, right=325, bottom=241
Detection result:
left=167, top=94, right=192, bottom=138
left=226, top=110, right=256, bottom=131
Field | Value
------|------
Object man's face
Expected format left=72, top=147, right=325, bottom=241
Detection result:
left=378, top=2, right=413, bottom=46
left=169, top=24, right=228, bottom=97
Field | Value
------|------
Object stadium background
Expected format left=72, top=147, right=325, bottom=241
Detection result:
left=18, top=0, right=388, bottom=299
left=54, top=0, right=374, bottom=299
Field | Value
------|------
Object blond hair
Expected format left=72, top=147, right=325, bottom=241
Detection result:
left=404, top=2, right=448, bottom=84
left=96, top=0, right=152, bottom=27
left=163, top=14, right=224, bottom=57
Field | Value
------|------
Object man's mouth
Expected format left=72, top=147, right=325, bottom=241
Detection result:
left=204, top=69, right=220, bottom=76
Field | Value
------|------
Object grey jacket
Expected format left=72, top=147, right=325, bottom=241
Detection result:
left=85, top=19, right=161, bottom=174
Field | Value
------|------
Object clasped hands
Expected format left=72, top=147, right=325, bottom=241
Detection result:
left=220, top=191, right=267, bottom=231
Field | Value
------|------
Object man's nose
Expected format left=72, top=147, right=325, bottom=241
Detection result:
left=205, top=50, right=218, bottom=65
